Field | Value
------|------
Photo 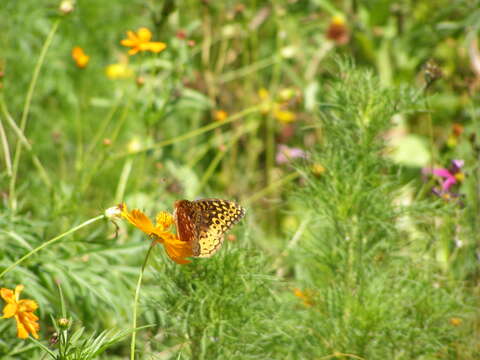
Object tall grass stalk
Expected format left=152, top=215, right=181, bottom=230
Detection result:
left=9, top=18, right=60, bottom=211
left=0, top=97, right=51, bottom=188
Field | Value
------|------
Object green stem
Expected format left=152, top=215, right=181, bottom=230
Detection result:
left=9, top=18, right=60, bottom=210
left=244, top=171, right=300, bottom=205
left=130, top=241, right=156, bottom=360
left=115, top=106, right=260, bottom=158
left=115, top=158, right=133, bottom=204
left=0, top=97, right=51, bottom=188
left=0, top=109, right=12, bottom=176
left=196, top=122, right=258, bottom=195
left=0, top=215, right=104, bottom=279
left=29, top=336, right=56, bottom=358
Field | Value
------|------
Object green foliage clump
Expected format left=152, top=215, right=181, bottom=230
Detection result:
left=290, top=63, right=477, bottom=359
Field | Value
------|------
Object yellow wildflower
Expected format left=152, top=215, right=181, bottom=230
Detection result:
left=105, top=63, right=134, bottom=79
left=293, top=288, right=314, bottom=307
left=71, top=47, right=89, bottom=68
left=449, top=317, right=462, bottom=326
left=214, top=110, right=228, bottom=122
left=311, top=163, right=325, bottom=176
left=121, top=27, right=167, bottom=55
left=258, top=88, right=270, bottom=100
left=274, top=107, right=296, bottom=123
left=1, top=285, right=40, bottom=339
left=120, top=204, right=193, bottom=264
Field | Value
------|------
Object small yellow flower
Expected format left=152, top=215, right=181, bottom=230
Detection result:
left=258, top=88, right=270, bottom=100
left=449, top=317, right=462, bottom=326
left=121, top=27, right=167, bottom=55
left=71, top=46, right=89, bottom=68
left=293, top=288, right=314, bottom=307
left=311, top=163, right=325, bottom=176
left=274, top=107, right=296, bottom=123
left=214, top=110, right=228, bottom=122
left=105, top=63, right=134, bottom=79
left=120, top=204, right=193, bottom=264
left=1, top=285, right=40, bottom=339
left=454, top=172, right=465, bottom=182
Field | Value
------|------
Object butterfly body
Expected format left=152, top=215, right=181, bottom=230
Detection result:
left=174, top=199, right=246, bottom=257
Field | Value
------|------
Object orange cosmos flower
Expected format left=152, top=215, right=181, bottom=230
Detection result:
left=1, top=285, right=40, bottom=339
left=120, top=204, right=193, bottom=264
left=121, top=28, right=167, bottom=55
left=71, top=46, right=89, bottom=68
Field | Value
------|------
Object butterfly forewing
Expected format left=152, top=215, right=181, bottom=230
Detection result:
left=174, top=199, right=246, bottom=258
left=174, top=200, right=199, bottom=253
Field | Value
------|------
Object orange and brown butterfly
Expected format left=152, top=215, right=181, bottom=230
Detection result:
left=174, top=198, right=246, bottom=257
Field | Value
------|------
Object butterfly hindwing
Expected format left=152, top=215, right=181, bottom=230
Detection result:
left=193, top=199, right=245, bottom=257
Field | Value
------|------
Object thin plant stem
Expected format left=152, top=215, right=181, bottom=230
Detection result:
left=130, top=241, right=156, bottom=360
left=28, top=337, right=56, bottom=358
left=0, top=97, right=51, bottom=188
left=244, top=171, right=299, bottom=205
left=115, top=158, right=133, bottom=204
left=115, top=106, right=260, bottom=158
left=196, top=122, right=258, bottom=195
left=0, top=110, right=12, bottom=176
left=0, top=215, right=104, bottom=279
left=9, top=18, right=60, bottom=210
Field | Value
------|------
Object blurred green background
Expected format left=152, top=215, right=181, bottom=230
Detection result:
left=0, top=0, right=479, bottom=359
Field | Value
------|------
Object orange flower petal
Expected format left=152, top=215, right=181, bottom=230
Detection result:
left=2, top=303, right=18, bottom=318
left=18, top=299, right=38, bottom=312
left=126, top=30, right=138, bottom=41
left=141, top=42, right=167, bottom=53
left=120, top=39, right=136, bottom=47
left=162, top=234, right=193, bottom=264
left=19, top=312, right=40, bottom=339
left=15, top=316, right=29, bottom=339
left=14, top=285, right=24, bottom=299
left=0, top=288, right=15, bottom=303
left=137, top=27, right=152, bottom=42
left=71, top=46, right=85, bottom=60
left=122, top=207, right=157, bottom=235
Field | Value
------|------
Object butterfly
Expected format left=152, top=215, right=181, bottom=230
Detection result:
left=173, top=198, right=246, bottom=257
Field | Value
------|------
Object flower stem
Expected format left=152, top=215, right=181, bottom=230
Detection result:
left=130, top=241, right=156, bottom=360
left=0, top=215, right=105, bottom=279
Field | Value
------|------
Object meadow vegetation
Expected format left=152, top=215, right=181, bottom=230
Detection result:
left=0, top=0, right=479, bottom=359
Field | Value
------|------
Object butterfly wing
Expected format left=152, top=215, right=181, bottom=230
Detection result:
left=193, top=199, right=246, bottom=257
left=174, top=200, right=200, bottom=255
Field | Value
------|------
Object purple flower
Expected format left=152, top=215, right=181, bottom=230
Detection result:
left=423, top=160, right=465, bottom=201
left=276, top=145, right=307, bottom=165
left=431, top=159, right=464, bottom=191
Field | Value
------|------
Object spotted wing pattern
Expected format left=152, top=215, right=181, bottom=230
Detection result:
left=174, top=199, right=246, bottom=258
